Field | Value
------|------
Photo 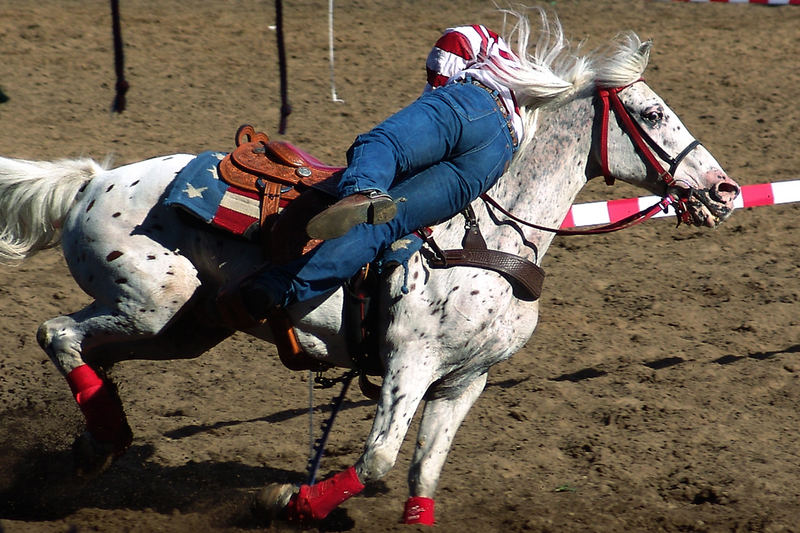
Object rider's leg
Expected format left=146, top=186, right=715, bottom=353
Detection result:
left=240, top=138, right=511, bottom=319
left=236, top=84, right=515, bottom=318
left=308, top=82, right=515, bottom=239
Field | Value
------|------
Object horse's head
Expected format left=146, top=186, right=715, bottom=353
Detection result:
left=595, top=79, right=740, bottom=228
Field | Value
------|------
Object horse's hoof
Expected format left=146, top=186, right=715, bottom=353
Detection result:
left=252, top=483, right=296, bottom=523
left=72, top=431, right=115, bottom=478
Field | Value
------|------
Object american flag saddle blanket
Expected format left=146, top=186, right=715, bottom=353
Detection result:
left=165, top=151, right=263, bottom=238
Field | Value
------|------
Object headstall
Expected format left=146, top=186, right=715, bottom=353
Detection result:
left=481, top=79, right=703, bottom=235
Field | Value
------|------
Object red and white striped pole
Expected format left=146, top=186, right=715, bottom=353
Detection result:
left=560, top=180, right=800, bottom=229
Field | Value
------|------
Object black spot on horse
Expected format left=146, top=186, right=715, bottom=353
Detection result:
left=129, top=180, right=140, bottom=187
left=85, top=199, right=95, bottom=212
left=112, top=212, right=121, bottom=218
left=115, top=278, right=128, bottom=284
left=106, top=251, right=123, bottom=262
left=106, top=184, right=115, bottom=192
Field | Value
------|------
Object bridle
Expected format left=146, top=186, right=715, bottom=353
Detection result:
left=597, top=79, right=701, bottom=221
left=481, top=79, right=702, bottom=235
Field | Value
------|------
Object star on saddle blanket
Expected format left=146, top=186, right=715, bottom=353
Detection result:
left=164, top=151, right=425, bottom=289
left=164, top=151, right=425, bottom=270
left=164, top=151, right=264, bottom=238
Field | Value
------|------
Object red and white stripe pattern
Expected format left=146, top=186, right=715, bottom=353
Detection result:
left=654, top=0, right=800, bottom=4
left=560, top=180, right=800, bottom=228
left=212, top=187, right=261, bottom=235
left=425, top=25, right=524, bottom=142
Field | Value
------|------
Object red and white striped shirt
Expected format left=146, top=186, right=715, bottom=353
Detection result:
left=424, top=25, right=524, bottom=143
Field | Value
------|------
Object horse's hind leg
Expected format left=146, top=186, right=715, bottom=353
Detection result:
left=39, top=296, right=232, bottom=475
left=404, top=373, right=488, bottom=525
left=38, top=303, right=145, bottom=473
left=36, top=244, right=221, bottom=475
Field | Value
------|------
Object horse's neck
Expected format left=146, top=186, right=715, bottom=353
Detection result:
left=479, top=94, right=596, bottom=261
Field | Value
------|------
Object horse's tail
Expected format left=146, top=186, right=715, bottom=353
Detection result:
left=0, top=156, right=105, bottom=263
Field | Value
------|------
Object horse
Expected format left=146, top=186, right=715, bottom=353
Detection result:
left=0, top=18, right=740, bottom=526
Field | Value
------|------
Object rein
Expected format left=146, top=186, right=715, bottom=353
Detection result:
left=480, top=192, right=675, bottom=236
left=482, top=79, right=701, bottom=235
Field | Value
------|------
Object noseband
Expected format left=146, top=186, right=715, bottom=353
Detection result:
left=597, top=79, right=701, bottom=224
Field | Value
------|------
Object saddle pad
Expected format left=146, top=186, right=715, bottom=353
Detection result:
left=164, top=151, right=261, bottom=238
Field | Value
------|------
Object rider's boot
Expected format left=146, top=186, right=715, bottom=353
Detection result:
left=216, top=271, right=288, bottom=330
left=306, top=190, right=397, bottom=240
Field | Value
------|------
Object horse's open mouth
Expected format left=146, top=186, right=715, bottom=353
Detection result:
left=684, top=188, right=735, bottom=228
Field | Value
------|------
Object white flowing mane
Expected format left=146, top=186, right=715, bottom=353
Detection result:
left=486, top=7, right=651, bottom=149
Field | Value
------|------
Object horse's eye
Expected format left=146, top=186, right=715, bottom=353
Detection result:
left=641, top=107, right=664, bottom=123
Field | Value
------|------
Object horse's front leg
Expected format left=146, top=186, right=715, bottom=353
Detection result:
left=404, top=373, right=488, bottom=525
left=255, top=354, right=434, bottom=522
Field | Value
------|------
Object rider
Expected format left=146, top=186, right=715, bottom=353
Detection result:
left=224, top=23, right=526, bottom=322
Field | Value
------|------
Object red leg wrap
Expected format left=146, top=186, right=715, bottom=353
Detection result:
left=403, top=496, right=435, bottom=525
left=66, top=365, right=129, bottom=448
left=286, top=466, right=365, bottom=521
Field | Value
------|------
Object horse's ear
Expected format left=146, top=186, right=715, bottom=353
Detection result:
left=638, top=40, right=653, bottom=60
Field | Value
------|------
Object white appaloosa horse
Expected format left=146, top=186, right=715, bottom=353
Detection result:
left=0, top=16, right=739, bottom=526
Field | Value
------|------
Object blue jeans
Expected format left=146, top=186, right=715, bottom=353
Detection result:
left=265, top=81, right=516, bottom=305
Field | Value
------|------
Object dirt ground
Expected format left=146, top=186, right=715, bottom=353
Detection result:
left=1, top=0, right=799, bottom=531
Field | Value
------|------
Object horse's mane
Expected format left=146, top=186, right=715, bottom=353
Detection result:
left=486, top=6, right=651, bottom=149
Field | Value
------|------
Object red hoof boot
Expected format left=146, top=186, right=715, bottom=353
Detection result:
left=306, top=190, right=397, bottom=240
left=403, top=496, right=435, bottom=525
left=285, top=466, right=365, bottom=522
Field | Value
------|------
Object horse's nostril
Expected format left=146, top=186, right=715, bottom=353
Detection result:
left=712, top=181, right=740, bottom=202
